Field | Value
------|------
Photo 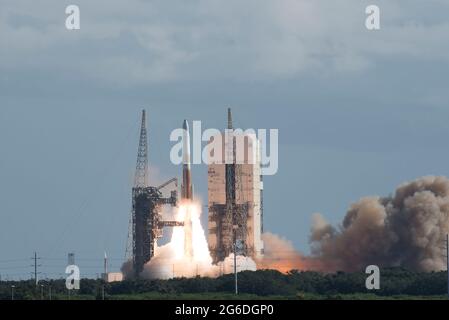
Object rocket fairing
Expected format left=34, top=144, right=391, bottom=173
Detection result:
left=181, top=119, right=193, bottom=201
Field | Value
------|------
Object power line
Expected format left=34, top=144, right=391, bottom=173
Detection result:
left=0, top=258, right=30, bottom=263
left=0, top=266, right=30, bottom=270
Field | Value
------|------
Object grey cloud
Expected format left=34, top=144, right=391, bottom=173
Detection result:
left=1, top=0, right=449, bottom=85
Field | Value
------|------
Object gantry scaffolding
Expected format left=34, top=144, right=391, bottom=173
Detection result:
left=126, top=110, right=183, bottom=278
left=132, top=185, right=179, bottom=277
left=208, top=108, right=259, bottom=264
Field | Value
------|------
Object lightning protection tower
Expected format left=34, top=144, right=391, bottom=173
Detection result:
left=127, top=110, right=181, bottom=278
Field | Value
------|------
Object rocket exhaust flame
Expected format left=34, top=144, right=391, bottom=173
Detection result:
left=134, top=200, right=257, bottom=279
left=180, top=201, right=194, bottom=260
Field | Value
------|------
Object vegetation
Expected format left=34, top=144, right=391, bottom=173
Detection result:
left=0, top=268, right=448, bottom=300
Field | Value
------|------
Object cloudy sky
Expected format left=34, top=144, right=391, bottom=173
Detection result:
left=1, top=0, right=449, bottom=278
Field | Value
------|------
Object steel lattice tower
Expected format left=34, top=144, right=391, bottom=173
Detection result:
left=134, top=110, right=149, bottom=188
left=125, top=110, right=149, bottom=261
left=125, top=110, right=180, bottom=278
left=125, top=110, right=148, bottom=263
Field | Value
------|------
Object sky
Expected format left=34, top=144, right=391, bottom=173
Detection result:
left=1, top=0, right=449, bottom=279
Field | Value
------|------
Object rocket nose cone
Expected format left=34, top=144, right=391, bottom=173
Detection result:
left=183, top=119, right=189, bottom=131
left=182, top=120, right=191, bottom=166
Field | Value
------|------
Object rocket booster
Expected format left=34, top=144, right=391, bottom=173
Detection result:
left=181, top=120, right=193, bottom=201
left=181, top=120, right=194, bottom=259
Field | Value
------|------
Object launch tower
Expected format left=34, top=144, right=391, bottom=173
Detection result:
left=127, top=110, right=183, bottom=277
left=208, top=109, right=264, bottom=264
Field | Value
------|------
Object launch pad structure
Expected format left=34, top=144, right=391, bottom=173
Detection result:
left=125, top=108, right=263, bottom=277
left=208, top=109, right=264, bottom=264
left=127, top=110, right=184, bottom=278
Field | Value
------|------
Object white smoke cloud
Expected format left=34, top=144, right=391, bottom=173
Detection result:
left=123, top=200, right=257, bottom=279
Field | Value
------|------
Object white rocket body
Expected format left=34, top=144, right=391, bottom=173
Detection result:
left=181, top=120, right=194, bottom=259
left=181, top=120, right=193, bottom=201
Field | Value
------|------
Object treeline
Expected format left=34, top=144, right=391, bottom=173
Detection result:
left=109, top=268, right=448, bottom=297
left=0, top=268, right=447, bottom=299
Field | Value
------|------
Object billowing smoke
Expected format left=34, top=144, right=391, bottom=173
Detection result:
left=121, top=259, right=133, bottom=278
left=255, top=233, right=324, bottom=272
left=310, top=176, right=449, bottom=272
left=122, top=200, right=257, bottom=279
left=140, top=241, right=218, bottom=279
left=123, top=176, right=449, bottom=278
left=256, top=233, right=311, bottom=272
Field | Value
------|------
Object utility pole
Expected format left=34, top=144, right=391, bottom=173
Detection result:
left=68, top=252, right=75, bottom=265
left=233, top=226, right=238, bottom=295
left=104, top=251, right=108, bottom=276
left=11, top=285, right=15, bottom=300
left=31, top=252, right=41, bottom=286
left=34, top=252, right=38, bottom=285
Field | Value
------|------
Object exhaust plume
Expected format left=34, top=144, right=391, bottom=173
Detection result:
left=123, top=175, right=449, bottom=277
left=256, top=233, right=303, bottom=272
left=310, top=176, right=449, bottom=272
left=122, top=200, right=257, bottom=279
left=255, top=233, right=324, bottom=272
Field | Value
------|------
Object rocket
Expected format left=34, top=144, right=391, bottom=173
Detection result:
left=181, top=120, right=194, bottom=259
left=181, top=119, right=193, bottom=201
